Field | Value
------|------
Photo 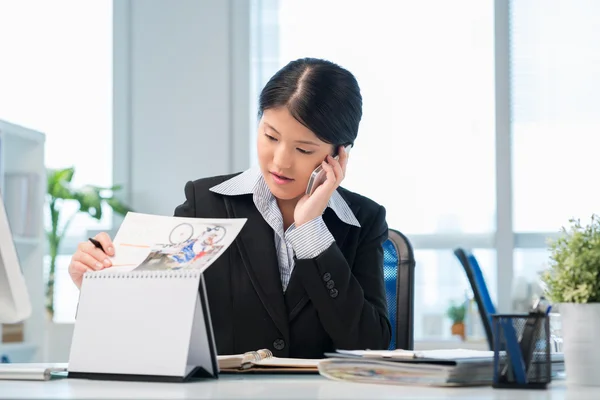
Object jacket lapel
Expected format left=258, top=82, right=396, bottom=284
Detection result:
left=323, top=207, right=352, bottom=249
left=222, top=195, right=289, bottom=339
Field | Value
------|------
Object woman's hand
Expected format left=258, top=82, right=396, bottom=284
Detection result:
left=68, top=232, right=115, bottom=289
left=294, top=145, right=349, bottom=227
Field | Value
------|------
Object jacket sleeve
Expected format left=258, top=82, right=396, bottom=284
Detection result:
left=292, top=205, right=391, bottom=350
left=173, top=181, right=197, bottom=217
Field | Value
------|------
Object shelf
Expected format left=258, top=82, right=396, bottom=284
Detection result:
left=0, top=119, right=46, bottom=362
left=0, top=341, right=35, bottom=351
left=0, top=121, right=45, bottom=145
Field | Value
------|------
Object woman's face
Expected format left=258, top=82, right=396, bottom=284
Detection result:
left=257, top=107, right=335, bottom=201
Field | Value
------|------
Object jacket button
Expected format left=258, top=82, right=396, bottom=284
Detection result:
left=273, top=339, right=285, bottom=350
left=326, top=280, right=335, bottom=289
left=329, top=288, right=339, bottom=298
left=322, top=272, right=331, bottom=282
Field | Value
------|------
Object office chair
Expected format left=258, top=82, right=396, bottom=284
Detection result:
left=453, top=248, right=495, bottom=350
left=383, top=228, right=416, bottom=350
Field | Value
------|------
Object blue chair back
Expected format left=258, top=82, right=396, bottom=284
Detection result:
left=383, top=229, right=415, bottom=350
left=453, top=248, right=495, bottom=349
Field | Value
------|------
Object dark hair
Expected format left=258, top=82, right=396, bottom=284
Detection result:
left=258, top=57, right=362, bottom=148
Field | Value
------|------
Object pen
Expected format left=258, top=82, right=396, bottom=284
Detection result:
left=88, top=237, right=105, bottom=252
left=520, top=297, right=552, bottom=375
left=88, top=237, right=127, bottom=267
left=500, top=319, right=527, bottom=384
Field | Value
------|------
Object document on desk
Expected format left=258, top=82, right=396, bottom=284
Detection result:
left=319, top=349, right=494, bottom=386
left=336, top=348, right=494, bottom=360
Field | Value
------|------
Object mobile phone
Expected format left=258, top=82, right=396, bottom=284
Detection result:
left=305, top=145, right=352, bottom=196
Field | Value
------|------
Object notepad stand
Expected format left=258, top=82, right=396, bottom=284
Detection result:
left=68, top=270, right=219, bottom=382
left=492, top=313, right=551, bottom=389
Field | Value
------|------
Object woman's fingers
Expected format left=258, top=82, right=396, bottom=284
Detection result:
left=69, top=231, right=115, bottom=289
left=76, top=241, right=112, bottom=267
left=321, top=158, right=337, bottom=189
left=72, top=250, right=107, bottom=270
left=326, top=155, right=344, bottom=186
left=70, top=261, right=94, bottom=275
left=330, top=154, right=345, bottom=183
left=94, top=232, right=115, bottom=256
left=338, top=145, right=349, bottom=172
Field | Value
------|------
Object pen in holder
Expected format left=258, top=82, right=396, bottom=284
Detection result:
left=492, top=313, right=551, bottom=389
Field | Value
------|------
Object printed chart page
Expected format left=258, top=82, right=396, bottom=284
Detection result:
left=99, top=212, right=246, bottom=274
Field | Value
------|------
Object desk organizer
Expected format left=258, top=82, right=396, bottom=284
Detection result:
left=492, top=313, right=551, bottom=389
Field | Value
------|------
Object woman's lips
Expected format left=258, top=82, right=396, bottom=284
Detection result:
left=270, top=172, right=294, bottom=184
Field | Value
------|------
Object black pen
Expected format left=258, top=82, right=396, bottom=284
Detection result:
left=88, top=237, right=105, bottom=252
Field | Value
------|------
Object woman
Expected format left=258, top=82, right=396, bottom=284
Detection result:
left=69, top=57, right=391, bottom=358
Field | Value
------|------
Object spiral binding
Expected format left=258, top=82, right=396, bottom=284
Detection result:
left=240, top=348, right=274, bottom=369
left=83, top=270, right=200, bottom=280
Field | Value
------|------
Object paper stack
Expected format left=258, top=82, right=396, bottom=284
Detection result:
left=319, top=349, right=495, bottom=387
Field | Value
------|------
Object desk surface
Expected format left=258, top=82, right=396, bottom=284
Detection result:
left=0, top=374, right=596, bottom=400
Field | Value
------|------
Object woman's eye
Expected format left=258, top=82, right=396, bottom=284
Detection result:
left=265, top=133, right=277, bottom=141
left=297, top=148, right=313, bottom=155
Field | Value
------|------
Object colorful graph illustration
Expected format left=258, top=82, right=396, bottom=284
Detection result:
left=132, top=224, right=227, bottom=271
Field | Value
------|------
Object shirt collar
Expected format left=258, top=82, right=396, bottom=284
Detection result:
left=209, top=166, right=361, bottom=228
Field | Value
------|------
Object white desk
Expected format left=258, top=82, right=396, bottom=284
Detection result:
left=0, top=375, right=596, bottom=400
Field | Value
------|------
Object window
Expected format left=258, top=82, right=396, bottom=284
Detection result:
left=0, top=0, right=113, bottom=322
left=414, top=249, right=495, bottom=339
left=252, top=0, right=496, bottom=340
left=511, top=0, right=600, bottom=233
left=510, top=0, right=600, bottom=305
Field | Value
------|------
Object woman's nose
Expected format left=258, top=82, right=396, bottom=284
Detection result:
left=273, top=147, right=292, bottom=169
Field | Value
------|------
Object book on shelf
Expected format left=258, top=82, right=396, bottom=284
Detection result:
left=3, top=172, right=40, bottom=238
left=1, top=322, right=24, bottom=343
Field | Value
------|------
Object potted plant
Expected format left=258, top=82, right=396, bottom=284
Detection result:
left=46, top=167, right=131, bottom=319
left=541, top=214, right=600, bottom=386
left=447, top=300, right=466, bottom=341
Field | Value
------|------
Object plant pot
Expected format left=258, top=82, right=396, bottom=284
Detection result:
left=451, top=322, right=465, bottom=341
left=560, top=303, right=600, bottom=386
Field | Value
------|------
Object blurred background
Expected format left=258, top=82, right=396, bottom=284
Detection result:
left=0, top=0, right=598, bottom=361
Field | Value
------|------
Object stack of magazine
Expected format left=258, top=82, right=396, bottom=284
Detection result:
left=319, top=349, right=495, bottom=387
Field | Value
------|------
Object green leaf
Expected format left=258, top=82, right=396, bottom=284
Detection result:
left=45, top=166, right=134, bottom=320
left=446, top=301, right=466, bottom=323
left=105, top=196, right=132, bottom=216
left=72, top=185, right=105, bottom=220
left=541, top=214, right=600, bottom=304
left=47, top=167, right=76, bottom=200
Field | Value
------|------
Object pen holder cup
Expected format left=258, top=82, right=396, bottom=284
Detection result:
left=492, top=313, right=551, bottom=389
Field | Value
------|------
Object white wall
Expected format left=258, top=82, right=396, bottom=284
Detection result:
left=114, top=0, right=251, bottom=215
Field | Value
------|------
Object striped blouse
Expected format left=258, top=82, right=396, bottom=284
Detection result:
left=209, top=166, right=360, bottom=291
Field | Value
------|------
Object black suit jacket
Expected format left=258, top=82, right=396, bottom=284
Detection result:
left=174, top=173, right=391, bottom=358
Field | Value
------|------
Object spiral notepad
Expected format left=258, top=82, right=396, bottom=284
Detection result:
left=83, top=268, right=202, bottom=280
left=68, top=270, right=219, bottom=382
left=67, top=212, right=247, bottom=382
